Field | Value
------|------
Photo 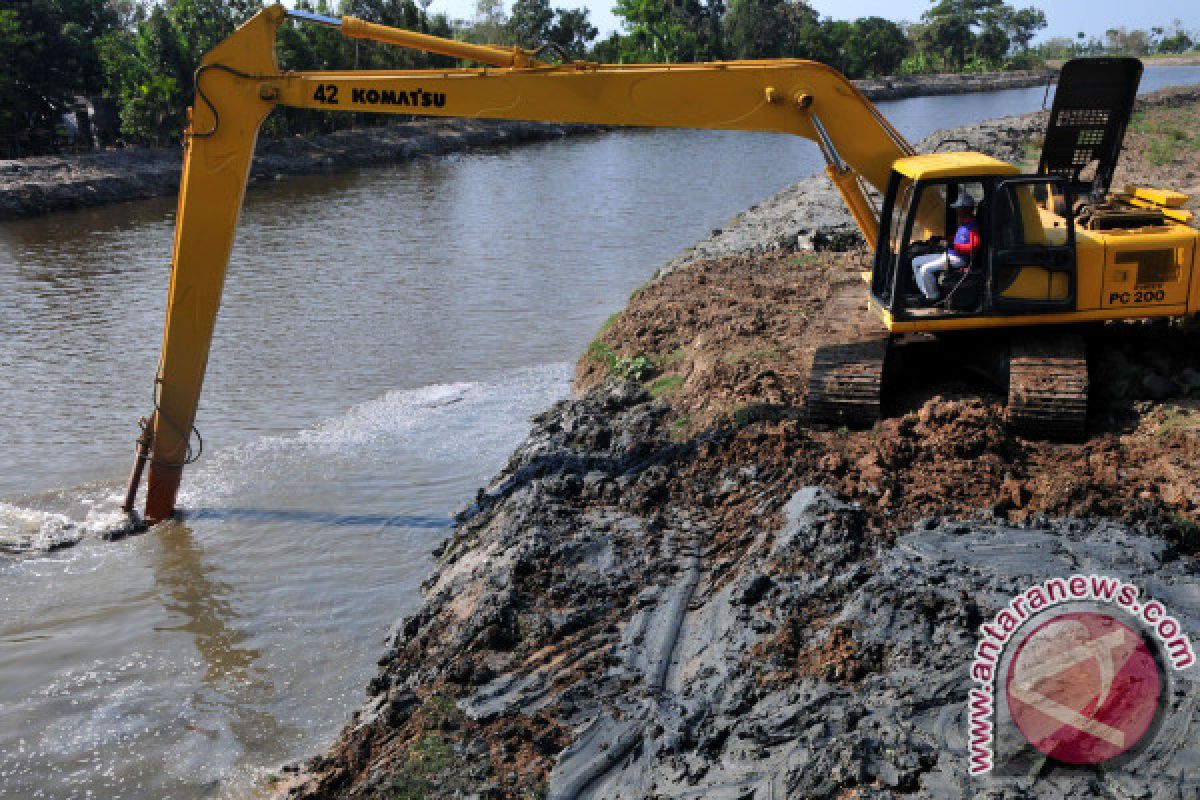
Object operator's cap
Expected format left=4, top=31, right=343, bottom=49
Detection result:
left=950, top=193, right=977, bottom=210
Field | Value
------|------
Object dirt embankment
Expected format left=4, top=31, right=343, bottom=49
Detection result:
left=279, top=90, right=1200, bottom=798
left=0, top=119, right=597, bottom=220
left=0, top=71, right=1054, bottom=222
left=856, top=69, right=1051, bottom=102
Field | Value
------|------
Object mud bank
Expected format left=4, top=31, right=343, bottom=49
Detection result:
left=855, top=69, right=1050, bottom=102
left=0, top=119, right=597, bottom=220
left=285, top=383, right=1200, bottom=798
left=0, top=70, right=1054, bottom=221
left=281, top=90, right=1200, bottom=798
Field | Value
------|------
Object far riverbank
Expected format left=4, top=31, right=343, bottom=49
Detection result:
left=0, top=70, right=1053, bottom=221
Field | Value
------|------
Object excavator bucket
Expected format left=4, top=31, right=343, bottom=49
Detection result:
left=1038, top=57, right=1143, bottom=198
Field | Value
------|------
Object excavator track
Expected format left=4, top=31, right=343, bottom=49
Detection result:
left=1007, top=333, right=1089, bottom=440
left=806, top=335, right=890, bottom=428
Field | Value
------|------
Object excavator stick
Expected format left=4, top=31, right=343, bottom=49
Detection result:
left=138, top=9, right=279, bottom=522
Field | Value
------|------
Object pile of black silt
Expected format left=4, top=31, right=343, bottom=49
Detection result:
left=296, top=382, right=1199, bottom=799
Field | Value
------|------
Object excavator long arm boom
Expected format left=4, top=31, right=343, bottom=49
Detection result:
left=135, top=4, right=913, bottom=521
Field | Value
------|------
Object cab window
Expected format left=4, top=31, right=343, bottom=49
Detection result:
left=901, top=181, right=985, bottom=256
left=889, top=177, right=917, bottom=253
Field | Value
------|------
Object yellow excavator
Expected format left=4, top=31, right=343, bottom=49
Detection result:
left=123, top=4, right=1199, bottom=523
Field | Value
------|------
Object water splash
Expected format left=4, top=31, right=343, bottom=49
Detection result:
left=0, top=493, right=142, bottom=554
left=178, top=364, right=569, bottom=507
left=0, top=503, right=82, bottom=553
left=2, top=364, right=570, bottom=553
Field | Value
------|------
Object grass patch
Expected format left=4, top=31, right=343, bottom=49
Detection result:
left=723, top=348, right=781, bottom=364
left=586, top=338, right=615, bottom=368
left=1153, top=404, right=1200, bottom=437
left=586, top=342, right=685, bottom=384
left=649, top=373, right=685, bottom=397
left=384, top=695, right=465, bottom=798
left=598, top=311, right=621, bottom=335
left=1168, top=512, right=1200, bottom=556
left=1133, top=108, right=1200, bottom=166
left=421, top=693, right=462, bottom=727
left=410, top=736, right=454, bottom=771
left=658, top=347, right=687, bottom=367
left=584, top=313, right=632, bottom=374
left=614, top=354, right=656, bottom=381
left=792, top=253, right=821, bottom=268
left=388, top=736, right=455, bottom=800
left=1148, top=137, right=1178, bottom=166
left=586, top=343, right=659, bottom=381
left=1018, top=139, right=1042, bottom=167
left=731, top=403, right=787, bottom=427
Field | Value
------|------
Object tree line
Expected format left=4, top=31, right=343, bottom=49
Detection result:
left=1, top=0, right=1195, bottom=156
left=1037, top=20, right=1198, bottom=61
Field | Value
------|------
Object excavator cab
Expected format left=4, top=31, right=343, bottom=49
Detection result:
left=870, top=56, right=1145, bottom=327
left=815, top=55, right=1188, bottom=438
left=870, top=160, right=1077, bottom=320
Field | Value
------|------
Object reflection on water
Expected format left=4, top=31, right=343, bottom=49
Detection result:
left=2, top=66, right=1200, bottom=798
left=153, top=521, right=264, bottom=685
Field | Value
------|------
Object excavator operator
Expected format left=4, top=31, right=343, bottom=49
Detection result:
left=912, top=192, right=982, bottom=302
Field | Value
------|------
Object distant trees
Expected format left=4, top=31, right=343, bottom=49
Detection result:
left=0, top=0, right=594, bottom=152
left=3, top=0, right=1199, bottom=154
left=1157, top=30, right=1195, bottom=54
left=607, top=0, right=721, bottom=62
left=610, top=0, right=1043, bottom=73
left=720, top=5, right=907, bottom=77
left=0, top=0, right=119, bottom=154
left=95, top=0, right=270, bottom=146
left=838, top=17, right=911, bottom=78
left=723, top=0, right=791, bottom=60
left=505, top=0, right=597, bottom=59
left=544, top=7, right=598, bottom=60
left=1036, top=18, right=1199, bottom=60
left=901, top=0, right=1046, bottom=72
left=98, top=0, right=474, bottom=145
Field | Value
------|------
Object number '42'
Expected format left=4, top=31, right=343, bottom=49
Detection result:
left=313, top=84, right=339, bottom=104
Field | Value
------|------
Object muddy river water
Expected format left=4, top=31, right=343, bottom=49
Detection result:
left=3, top=66, right=1199, bottom=798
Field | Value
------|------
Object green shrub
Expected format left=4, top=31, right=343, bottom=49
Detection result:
left=613, top=354, right=656, bottom=381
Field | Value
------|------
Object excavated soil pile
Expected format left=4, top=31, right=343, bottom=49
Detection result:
left=577, top=251, right=1200, bottom=538
left=282, top=91, right=1200, bottom=799
left=286, top=375, right=1200, bottom=798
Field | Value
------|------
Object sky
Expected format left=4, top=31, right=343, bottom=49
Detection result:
left=422, top=0, right=1199, bottom=45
